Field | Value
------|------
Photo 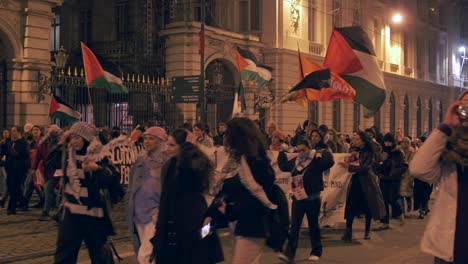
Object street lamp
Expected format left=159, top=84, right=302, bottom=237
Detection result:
left=392, top=13, right=403, bottom=24
left=36, top=46, right=69, bottom=101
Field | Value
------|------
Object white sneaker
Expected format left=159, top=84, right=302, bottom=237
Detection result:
left=278, top=253, right=290, bottom=262
left=308, top=255, right=320, bottom=261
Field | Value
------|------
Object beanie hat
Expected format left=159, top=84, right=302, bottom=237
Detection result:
left=69, top=122, right=98, bottom=142
left=143, top=126, right=168, bottom=141
left=271, top=130, right=287, bottom=141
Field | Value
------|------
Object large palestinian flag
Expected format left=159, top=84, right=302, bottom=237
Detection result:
left=81, top=42, right=128, bottom=94
left=49, top=94, right=81, bottom=122
left=236, top=47, right=272, bottom=88
left=324, top=26, right=386, bottom=114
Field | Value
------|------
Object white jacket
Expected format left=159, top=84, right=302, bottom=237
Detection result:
left=409, top=129, right=458, bottom=262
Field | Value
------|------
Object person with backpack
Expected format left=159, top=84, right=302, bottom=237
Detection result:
left=48, top=122, right=120, bottom=264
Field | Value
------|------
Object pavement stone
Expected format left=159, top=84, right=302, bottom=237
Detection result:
left=0, top=200, right=434, bottom=264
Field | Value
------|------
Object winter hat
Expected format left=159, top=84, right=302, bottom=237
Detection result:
left=69, top=122, right=98, bottom=142
left=271, top=129, right=287, bottom=141
left=24, top=123, right=34, bottom=133
left=143, top=126, right=168, bottom=141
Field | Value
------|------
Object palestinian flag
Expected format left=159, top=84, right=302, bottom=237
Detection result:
left=323, top=26, right=386, bottom=114
left=81, top=42, right=128, bottom=94
left=236, top=47, right=272, bottom=89
left=232, top=82, right=247, bottom=117
left=298, top=54, right=355, bottom=101
left=49, top=94, right=82, bottom=122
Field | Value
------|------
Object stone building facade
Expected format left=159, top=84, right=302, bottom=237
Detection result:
left=0, top=0, right=465, bottom=138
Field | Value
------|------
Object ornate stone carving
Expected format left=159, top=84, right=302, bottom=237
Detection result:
left=290, top=0, right=300, bottom=34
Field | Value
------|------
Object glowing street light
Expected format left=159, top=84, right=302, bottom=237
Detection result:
left=392, top=13, right=403, bottom=24
left=459, top=46, right=466, bottom=54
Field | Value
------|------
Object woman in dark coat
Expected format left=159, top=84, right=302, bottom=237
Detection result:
left=155, top=135, right=219, bottom=264
left=339, top=131, right=386, bottom=241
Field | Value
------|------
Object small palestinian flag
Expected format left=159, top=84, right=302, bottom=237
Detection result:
left=81, top=42, right=128, bottom=94
left=324, top=26, right=386, bottom=114
left=236, top=47, right=272, bottom=89
left=49, top=94, right=82, bottom=122
left=232, top=81, right=247, bottom=118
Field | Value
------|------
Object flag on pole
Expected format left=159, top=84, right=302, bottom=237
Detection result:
left=289, top=69, right=331, bottom=92
left=232, top=81, right=247, bottom=117
left=298, top=54, right=356, bottom=101
left=49, top=94, right=82, bottom=122
left=323, top=26, right=386, bottom=114
left=81, top=42, right=128, bottom=94
left=236, top=47, right=273, bottom=88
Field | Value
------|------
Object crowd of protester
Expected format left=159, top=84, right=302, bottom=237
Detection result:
left=0, top=93, right=466, bottom=264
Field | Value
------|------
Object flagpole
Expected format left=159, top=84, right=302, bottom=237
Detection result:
left=199, top=0, right=207, bottom=123
left=86, top=86, right=94, bottom=125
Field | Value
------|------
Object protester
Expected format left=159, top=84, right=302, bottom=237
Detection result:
left=193, top=123, right=214, bottom=148
left=266, top=121, right=277, bottom=145
left=376, top=133, right=407, bottom=229
left=127, top=126, right=169, bottom=264
left=36, top=125, right=63, bottom=221
left=339, top=131, right=386, bottom=241
left=50, top=122, right=118, bottom=263
left=4, top=126, right=30, bottom=215
left=23, top=125, right=45, bottom=209
left=269, top=130, right=288, bottom=151
left=154, top=142, right=222, bottom=264
left=213, top=123, right=226, bottom=146
left=308, top=129, right=329, bottom=151
left=208, top=117, right=277, bottom=263
left=0, top=128, right=10, bottom=207
left=277, top=138, right=334, bottom=262
left=399, top=137, right=415, bottom=215
left=336, top=133, right=350, bottom=153
left=413, top=136, right=432, bottom=219
left=409, top=90, right=468, bottom=264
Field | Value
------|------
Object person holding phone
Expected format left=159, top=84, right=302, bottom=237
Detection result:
left=154, top=142, right=218, bottom=264
left=409, top=90, right=468, bottom=264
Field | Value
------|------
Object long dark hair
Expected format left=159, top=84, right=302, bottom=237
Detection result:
left=171, top=128, right=188, bottom=145
left=225, top=117, right=268, bottom=160
left=356, top=131, right=378, bottom=154
left=176, top=142, right=213, bottom=193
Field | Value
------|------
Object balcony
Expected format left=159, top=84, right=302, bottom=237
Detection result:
left=308, top=42, right=323, bottom=56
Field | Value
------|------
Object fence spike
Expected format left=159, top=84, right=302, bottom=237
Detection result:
left=127, top=73, right=130, bottom=82
left=152, top=77, right=156, bottom=84
left=67, top=66, right=71, bottom=76
left=132, top=74, right=135, bottom=82
left=137, top=74, right=141, bottom=83
left=162, top=77, right=165, bottom=85
left=157, top=77, right=160, bottom=85
left=142, top=75, right=145, bottom=83
left=147, top=75, right=150, bottom=84
left=74, top=67, right=78, bottom=77
left=80, top=68, right=84, bottom=77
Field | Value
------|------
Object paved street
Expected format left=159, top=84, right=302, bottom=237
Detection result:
left=0, top=196, right=434, bottom=264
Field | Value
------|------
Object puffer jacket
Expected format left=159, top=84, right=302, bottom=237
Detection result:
left=409, top=129, right=458, bottom=262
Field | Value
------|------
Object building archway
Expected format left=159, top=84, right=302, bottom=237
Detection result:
left=205, top=58, right=237, bottom=130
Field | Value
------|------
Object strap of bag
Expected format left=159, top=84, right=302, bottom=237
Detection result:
left=108, top=238, right=123, bottom=263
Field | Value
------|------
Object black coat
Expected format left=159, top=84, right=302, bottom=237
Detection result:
left=155, top=158, right=222, bottom=264
left=5, top=138, right=30, bottom=177
left=376, top=149, right=408, bottom=202
left=345, top=150, right=386, bottom=220
left=218, top=156, right=276, bottom=238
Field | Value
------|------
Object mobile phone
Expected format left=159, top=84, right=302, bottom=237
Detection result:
left=200, top=222, right=211, bottom=239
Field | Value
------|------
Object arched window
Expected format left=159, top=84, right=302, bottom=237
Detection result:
left=353, top=102, right=360, bottom=132
left=428, top=98, right=433, bottom=131
left=390, top=92, right=396, bottom=134
left=333, top=100, right=341, bottom=131
left=417, top=97, right=422, bottom=137
left=404, top=95, right=409, bottom=137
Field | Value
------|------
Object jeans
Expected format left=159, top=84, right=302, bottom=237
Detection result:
left=285, top=198, right=322, bottom=259
left=434, top=257, right=465, bottom=264
left=43, top=178, right=59, bottom=214
left=0, top=167, right=7, bottom=197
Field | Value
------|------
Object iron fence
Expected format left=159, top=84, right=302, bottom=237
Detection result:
left=51, top=68, right=178, bottom=133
